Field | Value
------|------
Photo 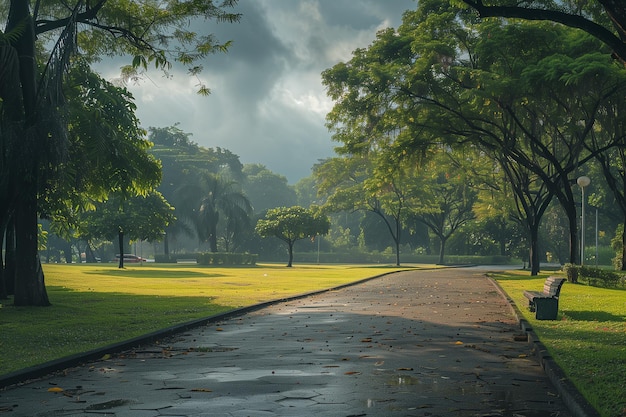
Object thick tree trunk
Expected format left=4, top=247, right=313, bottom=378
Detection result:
left=564, top=201, right=579, bottom=264
left=529, top=224, right=540, bottom=276
left=0, top=222, right=5, bottom=299
left=5, top=217, right=16, bottom=295
left=9, top=0, right=50, bottom=306
left=85, top=243, right=97, bottom=263
left=438, top=236, right=446, bottom=265
left=13, top=192, right=50, bottom=306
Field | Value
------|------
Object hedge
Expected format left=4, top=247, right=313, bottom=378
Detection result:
left=155, top=253, right=257, bottom=266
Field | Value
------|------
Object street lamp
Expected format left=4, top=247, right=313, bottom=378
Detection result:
left=577, top=176, right=591, bottom=265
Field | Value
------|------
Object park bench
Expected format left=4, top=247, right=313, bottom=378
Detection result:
left=523, top=277, right=566, bottom=320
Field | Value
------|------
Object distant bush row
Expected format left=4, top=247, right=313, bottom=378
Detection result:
left=563, top=263, right=625, bottom=288
left=264, top=252, right=517, bottom=265
left=155, top=253, right=257, bottom=265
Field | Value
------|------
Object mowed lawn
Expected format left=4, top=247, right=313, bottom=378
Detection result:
left=493, top=270, right=626, bottom=417
left=0, top=263, right=409, bottom=375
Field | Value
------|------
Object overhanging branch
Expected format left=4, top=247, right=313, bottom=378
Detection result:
left=462, top=0, right=626, bottom=64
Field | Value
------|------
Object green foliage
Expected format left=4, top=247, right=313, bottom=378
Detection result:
left=611, top=223, right=624, bottom=270
left=256, top=206, right=330, bottom=243
left=562, top=263, right=624, bottom=288
left=81, top=192, right=175, bottom=243
left=242, top=164, right=297, bottom=214
left=256, top=206, right=330, bottom=266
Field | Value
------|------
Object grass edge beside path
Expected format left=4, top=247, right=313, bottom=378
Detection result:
left=0, top=263, right=418, bottom=379
left=492, top=270, right=626, bottom=417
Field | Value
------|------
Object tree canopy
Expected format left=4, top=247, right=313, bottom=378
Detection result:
left=256, top=206, right=330, bottom=267
left=320, top=0, right=626, bottom=274
left=0, top=0, right=240, bottom=305
left=460, top=0, right=626, bottom=65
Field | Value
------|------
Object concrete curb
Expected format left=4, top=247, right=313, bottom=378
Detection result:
left=488, top=278, right=600, bottom=417
left=0, top=269, right=404, bottom=389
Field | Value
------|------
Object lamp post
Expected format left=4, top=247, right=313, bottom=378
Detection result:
left=577, top=176, right=591, bottom=265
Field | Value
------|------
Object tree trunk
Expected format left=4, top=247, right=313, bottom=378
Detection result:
left=395, top=217, right=401, bottom=266
left=564, top=201, right=579, bottom=264
left=85, top=243, right=97, bottom=263
left=529, top=224, right=540, bottom=276
left=9, top=1, right=50, bottom=306
left=209, top=232, right=218, bottom=253
left=438, top=236, right=446, bottom=265
left=622, top=216, right=626, bottom=271
left=13, top=192, right=50, bottom=306
left=62, top=240, right=73, bottom=263
left=206, top=217, right=219, bottom=253
left=118, top=228, right=125, bottom=268
left=5, top=217, right=16, bottom=295
left=287, top=241, right=294, bottom=267
left=0, top=222, right=5, bottom=299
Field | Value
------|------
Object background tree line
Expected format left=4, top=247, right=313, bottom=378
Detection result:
left=3, top=0, right=624, bottom=305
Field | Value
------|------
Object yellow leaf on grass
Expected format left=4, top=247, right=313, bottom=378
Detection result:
left=47, top=387, right=64, bottom=393
left=455, top=341, right=463, bottom=345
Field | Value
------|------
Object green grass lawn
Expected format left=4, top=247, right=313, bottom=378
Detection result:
left=493, top=270, right=626, bottom=417
left=0, top=263, right=410, bottom=375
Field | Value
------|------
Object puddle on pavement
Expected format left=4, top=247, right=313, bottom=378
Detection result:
left=388, top=375, right=420, bottom=385
left=203, top=368, right=330, bottom=382
left=86, top=399, right=134, bottom=410
left=386, top=374, right=485, bottom=396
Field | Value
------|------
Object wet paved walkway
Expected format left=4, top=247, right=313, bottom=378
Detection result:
left=1, top=268, right=573, bottom=416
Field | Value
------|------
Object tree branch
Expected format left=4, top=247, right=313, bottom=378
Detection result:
left=462, top=0, right=626, bottom=64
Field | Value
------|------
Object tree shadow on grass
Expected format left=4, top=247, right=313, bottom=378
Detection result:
left=562, top=310, right=626, bottom=322
left=83, top=269, right=225, bottom=278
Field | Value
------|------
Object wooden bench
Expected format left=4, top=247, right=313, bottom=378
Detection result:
left=523, top=277, right=566, bottom=320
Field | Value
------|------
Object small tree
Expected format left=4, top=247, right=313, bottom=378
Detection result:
left=80, top=192, right=175, bottom=268
left=256, top=206, right=330, bottom=267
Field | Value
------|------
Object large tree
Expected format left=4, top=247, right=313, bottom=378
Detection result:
left=314, top=156, right=409, bottom=266
left=0, top=1, right=240, bottom=305
left=321, top=0, right=626, bottom=274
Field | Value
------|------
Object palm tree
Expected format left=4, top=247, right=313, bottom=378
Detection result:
left=176, top=172, right=252, bottom=252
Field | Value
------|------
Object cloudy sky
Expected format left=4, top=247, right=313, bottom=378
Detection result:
left=106, top=0, right=416, bottom=183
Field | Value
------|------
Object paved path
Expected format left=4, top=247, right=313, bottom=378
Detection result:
left=0, top=268, right=572, bottom=416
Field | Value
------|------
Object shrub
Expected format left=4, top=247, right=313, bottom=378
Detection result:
left=154, top=253, right=257, bottom=266
left=562, top=264, right=624, bottom=288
